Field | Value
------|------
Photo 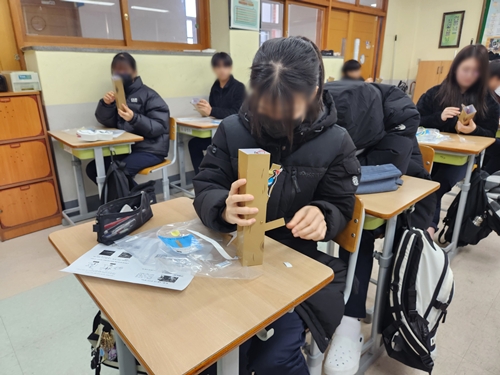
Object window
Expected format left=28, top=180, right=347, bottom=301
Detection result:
left=287, top=4, right=324, bottom=47
left=10, top=0, right=209, bottom=50
left=260, top=0, right=284, bottom=46
left=336, top=0, right=355, bottom=4
left=358, top=0, right=383, bottom=8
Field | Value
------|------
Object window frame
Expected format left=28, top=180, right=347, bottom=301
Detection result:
left=8, top=0, right=211, bottom=51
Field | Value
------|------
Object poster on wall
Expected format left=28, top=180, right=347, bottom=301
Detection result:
left=230, top=0, right=261, bottom=31
left=479, top=0, right=500, bottom=52
left=439, top=11, right=465, bottom=48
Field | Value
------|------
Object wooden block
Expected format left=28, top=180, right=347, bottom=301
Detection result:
left=237, top=149, right=285, bottom=266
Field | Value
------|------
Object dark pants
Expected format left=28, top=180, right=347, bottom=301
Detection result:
left=430, top=162, right=468, bottom=229
left=85, top=152, right=164, bottom=185
left=188, top=137, right=211, bottom=175
left=203, top=311, right=309, bottom=375
left=484, top=139, right=500, bottom=175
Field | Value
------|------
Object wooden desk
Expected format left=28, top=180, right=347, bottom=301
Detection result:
left=419, top=132, right=494, bottom=256
left=356, top=176, right=439, bottom=374
left=49, top=197, right=334, bottom=375
left=48, top=128, right=143, bottom=225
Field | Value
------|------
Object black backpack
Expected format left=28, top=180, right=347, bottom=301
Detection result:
left=439, top=169, right=493, bottom=247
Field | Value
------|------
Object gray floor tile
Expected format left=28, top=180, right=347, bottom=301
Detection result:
left=0, top=352, right=23, bottom=375
left=0, top=317, right=15, bottom=360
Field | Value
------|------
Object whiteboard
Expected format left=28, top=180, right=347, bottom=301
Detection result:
left=479, top=0, right=500, bottom=52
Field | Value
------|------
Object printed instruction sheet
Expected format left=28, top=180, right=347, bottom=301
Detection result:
left=62, top=244, right=194, bottom=291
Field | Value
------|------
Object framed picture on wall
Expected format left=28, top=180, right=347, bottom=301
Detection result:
left=230, top=0, right=261, bottom=31
left=439, top=11, right=465, bottom=48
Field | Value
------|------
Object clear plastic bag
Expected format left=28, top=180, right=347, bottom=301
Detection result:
left=416, top=127, right=452, bottom=144
left=114, top=219, right=262, bottom=280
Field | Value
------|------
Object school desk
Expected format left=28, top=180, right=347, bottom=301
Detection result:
left=419, top=133, right=495, bottom=256
left=173, top=117, right=219, bottom=194
left=356, top=175, right=440, bottom=373
left=48, top=197, right=334, bottom=375
left=48, top=129, right=143, bottom=225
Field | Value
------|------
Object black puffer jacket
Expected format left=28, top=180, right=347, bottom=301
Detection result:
left=95, top=77, right=170, bottom=157
left=193, top=92, right=361, bottom=352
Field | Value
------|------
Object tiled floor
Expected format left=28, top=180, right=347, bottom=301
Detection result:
left=1, top=193, right=500, bottom=374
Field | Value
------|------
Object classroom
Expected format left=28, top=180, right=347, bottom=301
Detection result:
left=1, top=0, right=500, bottom=374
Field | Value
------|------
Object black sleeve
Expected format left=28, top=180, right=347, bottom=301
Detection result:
left=470, top=97, right=499, bottom=138
left=95, top=99, right=118, bottom=128
left=210, top=83, right=246, bottom=120
left=129, top=93, right=170, bottom=139
left=416, top=88, right=451, bottom=130
left=192, top=122, right=237, bottom=233
left=309, top=131, right=360, bottom=241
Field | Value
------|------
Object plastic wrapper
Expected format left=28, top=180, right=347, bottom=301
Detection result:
left=114, top=219, right=262, bottom=280
left=416, top=127, right=452, bottom=144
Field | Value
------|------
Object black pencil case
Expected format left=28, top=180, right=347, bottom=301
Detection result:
left=93, top=191, right=153, bottom=245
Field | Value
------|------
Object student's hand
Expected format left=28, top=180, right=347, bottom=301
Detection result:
left=441, top=107, right=461, bottom=121
left=456, top=119, right=477, bottom=134
left=222, top=179, right=259, bottom=226
left=196, top=100, right=212, bottom=117
left=365, top=77, right=374, bottom=83
left=103, top=91, right=115, bottom=105
left=286, top=205, right=327, bottom=241
left=118, top=104, right=134, bottom=122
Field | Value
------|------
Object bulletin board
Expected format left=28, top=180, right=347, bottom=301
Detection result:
left=230, top=0, right=261, bottom=31
left=479, top=0, right=500, bottom=53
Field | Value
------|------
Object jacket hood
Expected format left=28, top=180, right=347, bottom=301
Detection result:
left=126, top=76, right=144, bottom=95
left=238, top=91, right=338, bottom=147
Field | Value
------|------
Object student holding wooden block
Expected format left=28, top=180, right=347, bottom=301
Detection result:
left=193, top=36, right=360, bottom=375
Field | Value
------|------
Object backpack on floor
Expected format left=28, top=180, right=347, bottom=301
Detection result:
left=88, top=311, right=147, bottom=375
left=484, top=171, right=500, bottom=235
left=438, top=169, right=492, bottom=247
left=382, top=227, right=454, bottom=374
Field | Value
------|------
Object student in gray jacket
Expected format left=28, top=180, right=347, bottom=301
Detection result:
left=87, top=52, right=170, bottom=184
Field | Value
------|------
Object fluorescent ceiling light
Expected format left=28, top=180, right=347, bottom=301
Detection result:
left=61, top=0, right=115, bottom=5
left=370, top=3, right=377, bottom=6
left=131, top=6, right=169, bottom=13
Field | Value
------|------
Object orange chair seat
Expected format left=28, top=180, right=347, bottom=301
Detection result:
left=138, top=159, right=172, bottom=175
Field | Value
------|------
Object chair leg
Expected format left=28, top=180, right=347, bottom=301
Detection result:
left=162, top=168, right=170, bottom=201
left=306, top=338, right=324, bottom=375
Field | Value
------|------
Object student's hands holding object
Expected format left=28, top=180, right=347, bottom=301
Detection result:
left=118, top=103, right=134, bottom=122
left=103, top=91, right=116, bottom=105
left=441, top=107, right=461, bottom=122
left=286, top=206, right=327, bottom=241
left=196, top=99, right=212, bottom=117
left=456, top=118, right=477, bottom=134
left=222, top=179, right=259, bottom=226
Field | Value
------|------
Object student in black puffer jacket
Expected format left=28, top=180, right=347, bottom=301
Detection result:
left=87, top=52, right=170, bottom=184
left=194, top=37, right=360, bottom=375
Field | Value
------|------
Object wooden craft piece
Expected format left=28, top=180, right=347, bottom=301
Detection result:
left=237, top=149, right=285, bottom=266
left=112, top=76, right=127, bottom=110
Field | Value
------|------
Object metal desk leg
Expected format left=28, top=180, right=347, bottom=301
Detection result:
left=217, top=347, right=239, bottom=375
left=178, top=135, right=187, bottom=189
left=94, top=147, right=106, bottom=198
left=114, top=331, right=138, bottom=375
left=443, top=155, right=476, bottom=257
left=358, top=215, right=398, bottom=374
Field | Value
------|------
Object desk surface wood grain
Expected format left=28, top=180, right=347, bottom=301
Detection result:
left=419, top=133, right=495, bottom=155
left=176, top=117, right=220, bottom=129
left=49, top=198, right=334, bottom=375
left=48, top=129, right=143, bottom=148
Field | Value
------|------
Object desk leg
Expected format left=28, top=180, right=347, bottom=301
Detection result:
left=444, top=155, right=475, bottom=257
left=217, top=347, right=239, bottom=375
left=178, top=135, right=188, bottom=189
left=61, top=156, right=92, bottom=225
left=358, top=215, right=397, bottom=374
left=114, top=331, right=138, bottom=375
left=94, top=147, right=106, bottom=198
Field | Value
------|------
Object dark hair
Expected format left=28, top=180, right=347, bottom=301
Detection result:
left=342, top=59, right=362, bottom=75
left=490, top=60, right=500, bottom=79
left=111, top=52, right=137, bottom=71
left=248, top=36, right=324, bottom=143
left=211, top=52, right=233, bottom=67
left=436, top=44, right=490, bottom=118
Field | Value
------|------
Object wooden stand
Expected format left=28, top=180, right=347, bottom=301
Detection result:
left=237, top=149, right=284, bottom=266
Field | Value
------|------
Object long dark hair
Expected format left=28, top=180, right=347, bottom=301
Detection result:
left=436, top=44, right=490, bottom=118
left=248, top=36, right=324, bottom=142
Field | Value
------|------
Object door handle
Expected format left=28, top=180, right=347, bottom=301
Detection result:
left=10, top=143, right=20, bottom=148
left=20, top=186, right=30, bottom=191
left=0, top=98, right=11, bottom=103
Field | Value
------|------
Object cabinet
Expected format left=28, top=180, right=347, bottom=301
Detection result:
left=0, top=92, right=61, bottom=241
left=413, top=60, right=452, bottom=104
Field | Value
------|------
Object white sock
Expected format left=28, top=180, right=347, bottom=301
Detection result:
left=334, top=316, right=361, bottom=342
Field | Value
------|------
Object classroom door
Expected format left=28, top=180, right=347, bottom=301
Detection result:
left=345, top=12, right=378, bottom=80
left=327, top=9, right=349, bottom=56
left=0, top=0, right=22, bottom=71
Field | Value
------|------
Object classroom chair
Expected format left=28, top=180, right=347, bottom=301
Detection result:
left=138, top=118, right=177, bottom=201
left=305, top=196, right=366, bottom=375
left=419, top=144, right=435, bottom=174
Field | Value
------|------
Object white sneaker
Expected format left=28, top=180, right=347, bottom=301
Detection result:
left=323, top=334, right=363, bottom=375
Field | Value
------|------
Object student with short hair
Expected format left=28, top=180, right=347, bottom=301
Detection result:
left=484, top=60, right=500, bottom=174
left=87, top=52, right=170, bottom=183
left=417, top=44, right=500, bottom=235
left=188, top=52, right=246, bottom=175
left=341, top=59, right=373, bottom=82
left=194, top=36, right=360, bottom=375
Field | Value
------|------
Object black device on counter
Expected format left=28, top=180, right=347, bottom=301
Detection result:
left=321, top=50, right=334, bottom=56
left=0, top=75, right=8, bottom=92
